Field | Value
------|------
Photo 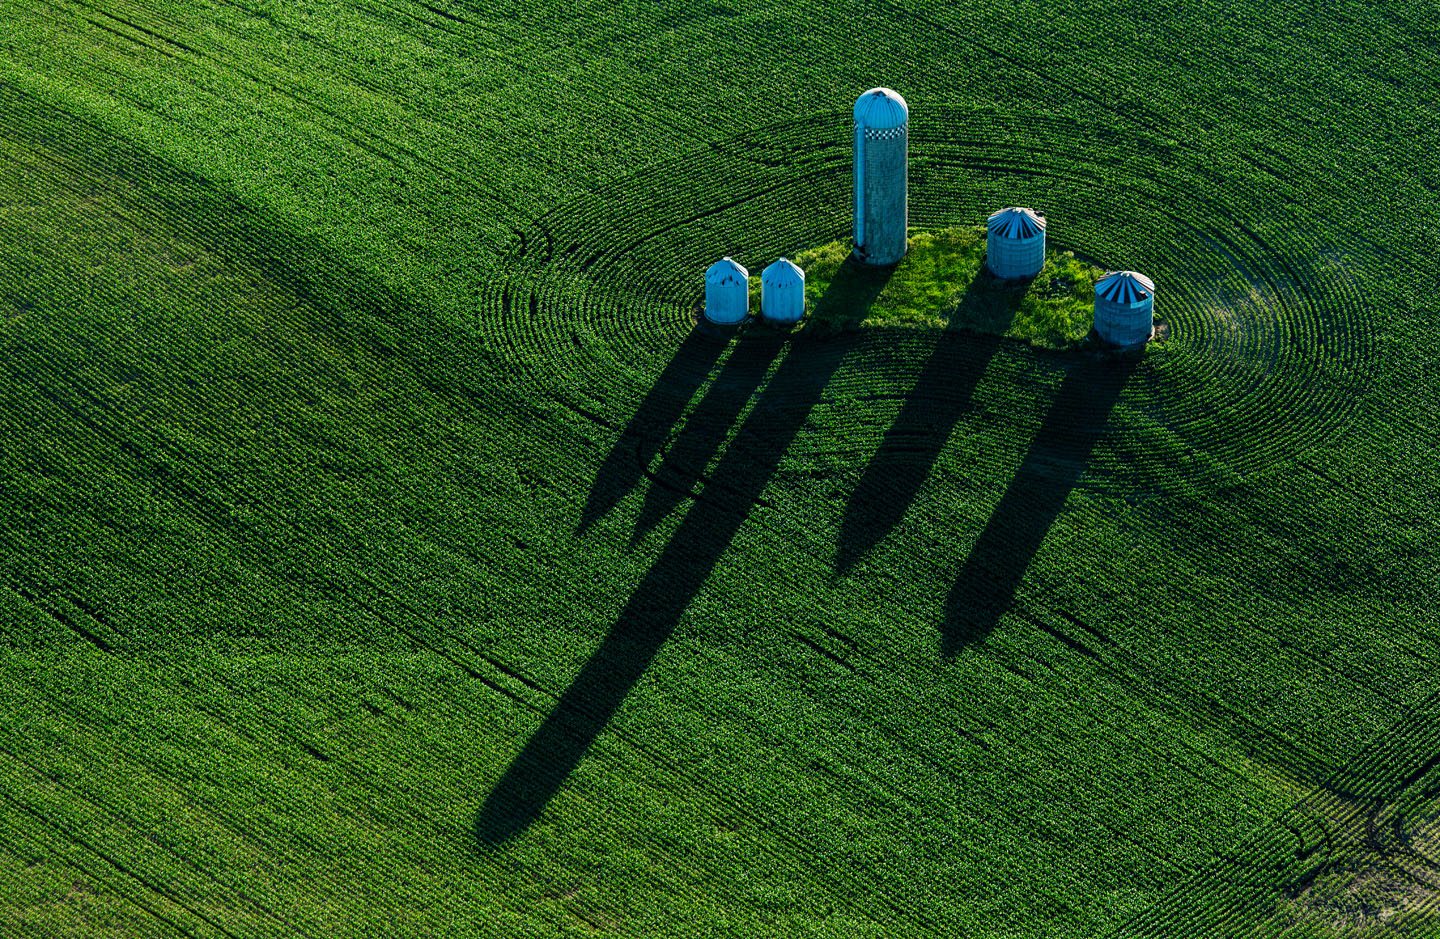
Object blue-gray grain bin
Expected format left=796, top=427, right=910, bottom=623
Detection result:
left=1093, top=270, right=1155, bottom=347
left=986, top=207, right=1046, bottom=279
left=761, top=258, right=805, bottom=324
left=853, top=87, right=909, bottom=266
left=704, top=257, right=750, bottom=325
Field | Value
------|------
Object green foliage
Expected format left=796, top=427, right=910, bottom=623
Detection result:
left=764, top=227, right=1100, bottom=347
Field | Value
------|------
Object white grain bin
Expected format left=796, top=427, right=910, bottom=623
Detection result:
left=853, top=87, right=909, bottom=266
left=761, top=258, right=805, bottom=324
left=986, top=207, right=1046, bottom=279
left=1093, top=271, right=1155, bottom=347
left=704, top=257, right=750, bottom=325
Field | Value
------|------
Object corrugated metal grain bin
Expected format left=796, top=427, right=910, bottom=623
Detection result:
left=704, top=257, right=750, bottom=325
left=1093, top=270, right=1155, bottom=347
left=761, top=258, right=805, bottom=324
left=853, top=87, right=909, bottom=266
left=986, top=207, right=1046, bottom=279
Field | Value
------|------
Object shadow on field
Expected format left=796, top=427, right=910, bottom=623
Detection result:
left=633, top=256, right=897, bottom=537
left=834, top=269, right=1014, bottom=571
left=633, top=332, right=785, bottom=538
left=942, top=355, right=1136, bottom=656
left=474, top=264, right=888, bottom=845
left=806, top=253, right=899, bottom=331
left=836, top=261, right=1065, bottom=571
left=578, top=328, right=727, bottom=533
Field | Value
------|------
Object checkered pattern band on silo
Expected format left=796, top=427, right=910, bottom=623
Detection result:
left=861, top=124, right=907, bottom=140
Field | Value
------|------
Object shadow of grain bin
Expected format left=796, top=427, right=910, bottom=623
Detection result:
left=476, top=272, right=883, bottom=846
left=633, top=332, right=785, bottom=538
left=578, top=328, right=727, bottom=533
left=942, top=355, right=1136, bottom=656
left=836, top=330, right=1002, bottom=573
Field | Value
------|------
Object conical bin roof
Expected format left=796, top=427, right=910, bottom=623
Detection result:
left=706, top=257, right=748, bottom=282
left=1096, top=270, right=1155, bottom=304
left=987, top=206, right=1046, bottom=239
left=761, top=257, right=804, bottom=286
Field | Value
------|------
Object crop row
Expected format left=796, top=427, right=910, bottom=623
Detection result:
left=480, top=105, right=1373, bottom=500
left=7, top=0, right=1439, bottom=933
left=0, top=83, right=1083, bottom=937
left=462, top=92, right=1440, bottom=936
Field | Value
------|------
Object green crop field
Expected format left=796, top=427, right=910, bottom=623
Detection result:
left=0, top=0, right=1437, bottom=934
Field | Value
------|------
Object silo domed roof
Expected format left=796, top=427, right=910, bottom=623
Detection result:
left=853, top=88, right=908, bottom=129
left=987, top=206, right=1046, bottom=238
left=1096, top=270, right=1155, bottom=303
left=762, top=257, right=804, bottom=286
left=706, top=257, right=748, bottom=281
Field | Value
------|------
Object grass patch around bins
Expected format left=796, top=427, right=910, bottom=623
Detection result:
left=756, top=227, right=1104, bottom=349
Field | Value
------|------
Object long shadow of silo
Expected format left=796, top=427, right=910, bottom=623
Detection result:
left=837, top=264, right=1045, bottom=572
left=578, top=328, right=727, bottom=533
left=475, top=267, right=888, bottom=846
left=942, top=355, right=1137, bottom=656
left=835, top=328, right=1003, bottom=574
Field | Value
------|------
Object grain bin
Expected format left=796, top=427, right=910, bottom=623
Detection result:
left=853, top=87, right=909, bottom=266
left=986, top=207, right=1046, bottom=279
left=761, top=258, right=805, bottom=324
left=1093, top=271, right=1155, bottom=347
left=704, top=257, right=750, bottom=325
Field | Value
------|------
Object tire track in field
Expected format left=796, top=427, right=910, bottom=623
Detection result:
left=0, top=612, right=615, bottom=933
left=0, top=734, right=319, bottom=939
left=0, top=780, right=244, bottom=939
left=1111, top=691, right=1440, bottom=937
left=0, top=803, right=198, bottom=939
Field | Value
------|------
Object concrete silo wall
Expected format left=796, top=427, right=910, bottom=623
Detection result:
left=1094, top=296, right=1154, bottom=347
left=856, top=127, right=907, bottom=265
left=987, top=231, right=1045, bottom=279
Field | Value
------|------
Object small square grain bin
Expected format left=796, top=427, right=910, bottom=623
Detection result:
left=761, top=258, right=806, bottom=324
left=704, top=257, right=750, bottom=325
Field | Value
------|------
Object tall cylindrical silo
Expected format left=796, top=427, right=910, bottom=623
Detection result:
left=704, top=257, right=750, bottom=325
left=1093, top=271, right=1155, bottom=347
left=853, top=87, right=908, bottom=266
left=986, top=207, right=1046, bottom=279
left=761, top=258, right=805, bottom=324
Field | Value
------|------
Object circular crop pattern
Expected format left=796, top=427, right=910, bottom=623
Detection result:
left=480, top=106, right=1373, bottom=487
